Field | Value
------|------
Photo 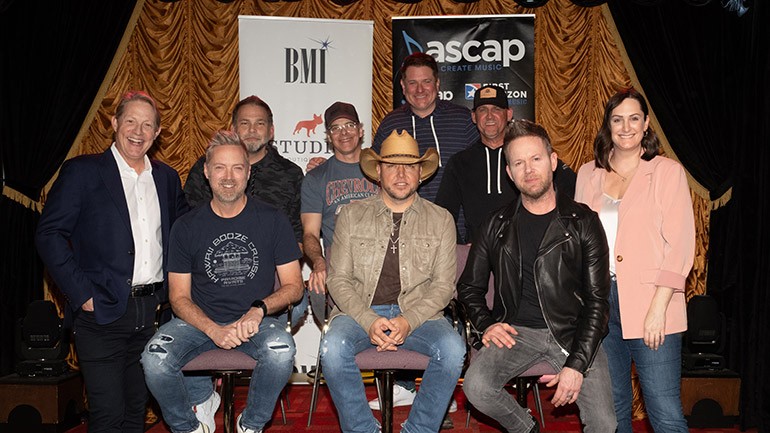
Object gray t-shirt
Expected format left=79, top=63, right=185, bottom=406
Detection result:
left=301, top=156, right=378, bottom=250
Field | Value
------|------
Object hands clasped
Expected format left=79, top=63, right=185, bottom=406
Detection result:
left=208, top=309, right=264, bottom=349
left=368, top=316, right=411, bottom=352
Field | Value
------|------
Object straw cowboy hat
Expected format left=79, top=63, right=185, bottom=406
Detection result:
left=360, top=130, right=439, bottom=182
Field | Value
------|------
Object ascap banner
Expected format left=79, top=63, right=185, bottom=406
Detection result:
left=392, top=15, right=535, bottom=120
left=239, top=16, right=374, bottom=169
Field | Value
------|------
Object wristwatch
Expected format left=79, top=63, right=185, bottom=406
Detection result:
left=251, top=299, right=268, bottom=317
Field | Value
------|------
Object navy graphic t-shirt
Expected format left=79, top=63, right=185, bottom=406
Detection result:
left=168, top=198, right=301, bottom=324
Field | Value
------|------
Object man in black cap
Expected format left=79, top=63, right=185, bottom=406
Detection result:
left=436, top=85, right=576, bottom=244
left=301, top=101, right=378, bottom=323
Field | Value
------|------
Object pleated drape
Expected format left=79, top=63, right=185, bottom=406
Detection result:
left=47, top=0, right=712, bottom=421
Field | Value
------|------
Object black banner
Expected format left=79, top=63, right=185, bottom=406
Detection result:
left=392, top=15, right=535, bottom=120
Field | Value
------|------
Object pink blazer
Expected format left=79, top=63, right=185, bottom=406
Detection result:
left=575, top=156, right=695, bottom=339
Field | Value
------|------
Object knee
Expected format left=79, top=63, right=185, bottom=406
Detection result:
left=433, top=332, right=466, bottom=369
left=319, top=331, right=354, bottom=369
left=260, top=332, right=296, bottom=365
left=644, top=398, right=686, bottom=426
left=462, top=363, right=496, bottom=406
left=140, top=332, right=177, bottom=376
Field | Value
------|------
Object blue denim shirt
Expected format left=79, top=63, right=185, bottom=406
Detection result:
left=327, top=193, right=457, bottom=335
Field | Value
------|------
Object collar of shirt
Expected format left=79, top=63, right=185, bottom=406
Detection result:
left=110, top=143, right=153, bottom=176
left=374, top=192, right=425, bottom=218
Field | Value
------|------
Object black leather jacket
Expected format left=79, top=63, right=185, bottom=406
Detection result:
left=457, top=192, right=610, bottom=374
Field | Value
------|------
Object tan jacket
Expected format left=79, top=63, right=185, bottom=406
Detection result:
left=575, top=156, right=695, bottom=339
left=327, top=193, right=457, bottom=335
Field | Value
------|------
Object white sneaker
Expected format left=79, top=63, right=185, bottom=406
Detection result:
left=236, top=414, right=262, bottom=433
left=193, top=391, right=221, bottom=433
left=448, top=398, right=458, bottom=413
left=368, top=384, right=416, bottom=410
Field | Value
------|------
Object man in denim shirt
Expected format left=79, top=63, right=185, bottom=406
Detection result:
left=320, top=130, right=465, bottom=433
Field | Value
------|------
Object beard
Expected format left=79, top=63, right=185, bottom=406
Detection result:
left=211, top=181, right=245, bottom=204
left=243, top=137, right=270, bottom=154
left=518, top=176, right=552, bottom=201
left=382, top=182, right=418, bottom=203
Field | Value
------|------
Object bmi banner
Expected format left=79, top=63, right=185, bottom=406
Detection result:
left=392, top=15, right=534, bottom=120
left=239, top=16, right=373, bottom=377
left=239, top=17, right=374, bottom=169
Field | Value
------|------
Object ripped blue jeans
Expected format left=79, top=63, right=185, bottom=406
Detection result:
left=141, top=316, right=295, bottom=433
left=320, top=305, right=465, bottom=433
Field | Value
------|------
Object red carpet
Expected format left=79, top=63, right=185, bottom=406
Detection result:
left=63, top=382, right=754, bottom=433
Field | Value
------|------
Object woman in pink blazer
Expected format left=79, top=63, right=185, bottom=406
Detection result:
left=574, top=88, right=695, bottom=433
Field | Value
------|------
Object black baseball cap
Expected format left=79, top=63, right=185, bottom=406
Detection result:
left=473, top=85, right=508, bottom=110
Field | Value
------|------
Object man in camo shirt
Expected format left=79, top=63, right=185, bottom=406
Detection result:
left=184, top=95, right=304, bottom=244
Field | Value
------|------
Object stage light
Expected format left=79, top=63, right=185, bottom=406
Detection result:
left=682, top=295, right=726, bottom=371
left=15, top=301, right=69, bottom=377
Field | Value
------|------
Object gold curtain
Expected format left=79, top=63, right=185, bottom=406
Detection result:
left=45, top=0, right=710, bottom=421
left=72, top=0, right=710, bottom=294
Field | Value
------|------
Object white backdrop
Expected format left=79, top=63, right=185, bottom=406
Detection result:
left=239, top=16, right=374, bottom=169
left=239, top=16, right=374, bottom=378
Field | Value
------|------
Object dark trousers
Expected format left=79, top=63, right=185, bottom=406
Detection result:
left=73, top=295, right=159, bottom=433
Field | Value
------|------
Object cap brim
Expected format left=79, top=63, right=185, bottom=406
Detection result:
left=326, top=114, right=359, bottom=129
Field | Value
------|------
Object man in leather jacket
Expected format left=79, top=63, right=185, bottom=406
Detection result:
left=458, top=120, right=616, bottom=433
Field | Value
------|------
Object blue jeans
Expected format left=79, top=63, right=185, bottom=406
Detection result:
left=141, top=316, right=295, bottom=433
left=464, top=327, right=616, bottom=433
left=604, top=277, right=688, bottom=433
left=179, top=292, right=309, bottom=409
left=320, top=305, right=465, bottom=433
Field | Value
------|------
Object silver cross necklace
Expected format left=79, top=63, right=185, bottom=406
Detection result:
left=389, top=213, right=403, bottom=254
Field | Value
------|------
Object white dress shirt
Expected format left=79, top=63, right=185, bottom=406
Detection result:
left=110, top=144, right=163, bottom=285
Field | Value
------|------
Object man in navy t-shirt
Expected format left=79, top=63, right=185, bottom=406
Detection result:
left=142, top=131, right=303, bottom=433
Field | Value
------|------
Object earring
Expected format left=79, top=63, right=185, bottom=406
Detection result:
left=644, top=130, right=649, bottom=137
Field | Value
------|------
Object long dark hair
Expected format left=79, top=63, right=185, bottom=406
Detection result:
left=594, top=88, right=660, bottom=171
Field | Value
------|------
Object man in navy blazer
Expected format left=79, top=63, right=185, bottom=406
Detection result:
left=36, top=90, right=188, bottom=433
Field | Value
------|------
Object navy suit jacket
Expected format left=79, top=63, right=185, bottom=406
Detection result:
left=36, top=149, right=189, bottom=324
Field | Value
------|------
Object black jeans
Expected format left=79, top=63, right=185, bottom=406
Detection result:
left=73, top=294, right=159, bottom=433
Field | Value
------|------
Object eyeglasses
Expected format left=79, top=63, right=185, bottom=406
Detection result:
left=328, top=122, right=359, bottom=135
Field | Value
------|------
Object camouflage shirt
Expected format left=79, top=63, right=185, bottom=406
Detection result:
left=184, top=144, right=304, bottom=242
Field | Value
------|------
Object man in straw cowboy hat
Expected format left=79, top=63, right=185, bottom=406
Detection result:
left=320, top=130, right=465, bottom=433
